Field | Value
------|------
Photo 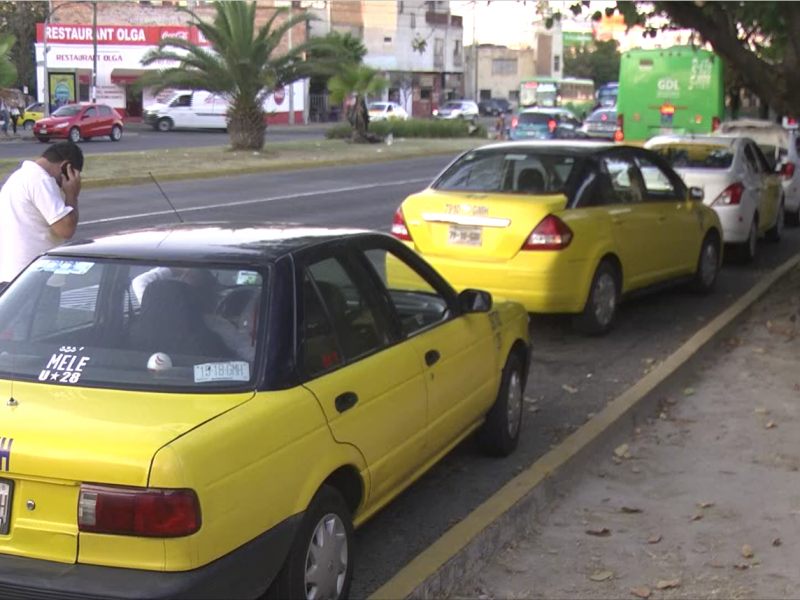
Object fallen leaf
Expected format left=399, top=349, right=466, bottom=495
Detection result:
left=766, top=421, right=777, bottom=429
left=697, top=501, right=715, bottom=509
left=656, top=579, right=681, bottom=590
left=754, top=407, right=769, bottom=415
left=691, top=514, right=704, bottom=522
left=562, top=384, right=578, bottom=394
left=630, top=586, right=651, bottom=599
left=586, top=412, right=595, bottom=421
left=623, top=451, right=632, bottom=460
left=741, top=544, right=754, bottom=559
left=683, top=388, right=695, bottom=396
left=733, top=563, right=750, bottom=570
left=614, top=444, right=630, bottom=458
left=643, top=357, right=655, bottom=365
left=767, top=320, right=773, bottom=329
left=753, top=347, right=766, bottom=354
left=648, top=534, right=662, bottom=544
left=773, top=537, right=782, bottom=547
left=589, top=570, right=613, bottom=582
left=708, top=561, right=726, bottom=569
left=621, top=506, right=643, bottom=514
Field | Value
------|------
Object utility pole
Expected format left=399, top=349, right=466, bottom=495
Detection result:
left=92, top=0, right=97, bottom=103
left=43, top=0, right=51, bottom=116
left=288, top=2, right=295, bottom=126
left=473, top=3, right=478, bottom=101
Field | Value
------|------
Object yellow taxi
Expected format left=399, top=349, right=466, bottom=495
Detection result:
left=21, top=102, right=45, bottom=131
left=393, top=141, right=724, bottom=334
left=0, top=224, right=530, bottom=599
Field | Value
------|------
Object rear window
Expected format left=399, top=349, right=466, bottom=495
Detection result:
left=648, top=143, right=734, bottom=170
left=369, top=103, right=388, bottom=110
left=0, top=259, right=267, bottom=392
left=517, top=113, right=553, bottom=128
left=433, top=150, right=579, bottom=194
left=587, top=110, right=615, bottom=122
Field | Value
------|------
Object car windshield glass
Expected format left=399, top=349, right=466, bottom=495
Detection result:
left=442, top=102, right=462, bottom=109
left=0, top=258, right=267, bottom=392
left=433, top=149, right=579, bottom=194
left=648, top=143, right=735, bottom=169
left=587, top=110, right=615, bottom=122
left=52, top=105, right=82, bottom=117
left=369, top=103, right=387, bottom=110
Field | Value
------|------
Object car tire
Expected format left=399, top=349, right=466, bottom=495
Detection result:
left=68, top=127, right=81, bottom=143
left=766, top=201, right=784, bottom=243
left=786, top=207, right=800, bottom=227
left=23, top=120, right=34, bottom=131
left=37, top=137, right=50, bottom=143
left=738, top=217, right=758, bottom=262
left=157, top=118, right=173, bottom=132
left=110, top=125, right=123, bottom=142
left=477, top=352, right=525, bottom=457
left=268, top=485, right=354, bottom=600
left=574, top=260, right=619, bottom=336
left=691, top=231, right=721, bottom=293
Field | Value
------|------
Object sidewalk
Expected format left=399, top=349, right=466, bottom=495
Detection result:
left=457, top=264, right=800, bottom=600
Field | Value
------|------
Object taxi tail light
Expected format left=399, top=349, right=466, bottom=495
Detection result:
left=781, top=161, right=796, bottom=180
left=712, top=116, right=721, bottom=132
left=391, top=206, right=412, bottom=241
left=712, top=182, right=744, bottom=206
left=522, top=214, right=573, bottom=251
left=78, top=485, right=201, bottom=537
left=511, top=117, right=519, bottom=129
left=615, top=113, right=624, bottom=142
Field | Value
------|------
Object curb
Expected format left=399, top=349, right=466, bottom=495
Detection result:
left=368, top=250, right=800, bottom=600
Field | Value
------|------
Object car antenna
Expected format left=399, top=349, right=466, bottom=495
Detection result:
left=149, top=172, right=184, bottom=224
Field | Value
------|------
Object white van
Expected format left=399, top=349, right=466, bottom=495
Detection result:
left=143, top=90, right=229, bottom=132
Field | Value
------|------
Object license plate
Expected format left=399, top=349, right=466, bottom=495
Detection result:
left=448, top=225, right=482, bottom=247
left=0, top=479, right=12, bottom=535
left=40, top=127, right=46, bottom=132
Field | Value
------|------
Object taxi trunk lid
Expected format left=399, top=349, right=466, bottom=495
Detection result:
left=0, top=379, right=252, bottom=564
left=402, top=189, right=569, bottom=260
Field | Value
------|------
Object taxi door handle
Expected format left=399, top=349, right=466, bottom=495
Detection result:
left=425, top=350, right=441, bottom=367
left=335, top=392, right=358, bottom=413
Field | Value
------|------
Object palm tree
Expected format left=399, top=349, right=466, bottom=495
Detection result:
left=139, top=2, right=314, bottom=150
left=327, top=65, right=388, bottom=142
left=0, top=35, right=18, bottom=88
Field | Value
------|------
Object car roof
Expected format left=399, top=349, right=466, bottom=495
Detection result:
left=646, top=134, right=740, bottom=149
left=520, top=107, right=574, bottom=115
left=47, top=223, right=376, bottom=265
left=472, top=140, right=616, bottom=155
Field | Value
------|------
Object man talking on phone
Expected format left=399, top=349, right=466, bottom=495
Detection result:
left=0, top=142, right=84, bottom=291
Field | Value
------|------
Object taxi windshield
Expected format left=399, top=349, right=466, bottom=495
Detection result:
left=0, top=258, right=267, bottom=392
left=649, top=143, right=735, bottom=170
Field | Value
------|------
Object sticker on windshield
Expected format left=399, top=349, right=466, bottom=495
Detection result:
left=38, top=346, right=90, bottom=385
left=194, top=361, right=250, bottom=383
left=505, top=154, right=528, bottom=161
left=34, top=260, right=94, bottom=276
left=236, top=270, right=260, bottom=285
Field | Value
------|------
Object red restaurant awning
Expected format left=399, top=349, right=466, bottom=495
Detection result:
left=110, top=68, right=145, bottom=86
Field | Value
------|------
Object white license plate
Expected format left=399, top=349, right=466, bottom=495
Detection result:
left=0, top=479, right=12, bottom=535
left=448, top=225, right=482, bottom=247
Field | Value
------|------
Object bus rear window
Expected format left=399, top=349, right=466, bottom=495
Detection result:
left=649, top=144, right=734, bottom=169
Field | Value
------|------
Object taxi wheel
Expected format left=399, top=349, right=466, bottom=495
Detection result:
left=477, top=353, right=524, bottom=457
left=23, top=120, right=34, bottom=131
left=575, top=260, right=619, bottom=336
left=766, top=201, right=784, bottom=243
left=269, top=485, right=354, bottom=600
left=692, top=232, right=720, bottom=293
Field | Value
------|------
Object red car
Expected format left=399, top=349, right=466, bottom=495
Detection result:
left=34, top=103, right=124, bottom=143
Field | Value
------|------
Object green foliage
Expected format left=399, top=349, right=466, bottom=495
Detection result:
left=563, top=39, right=621, bottom=88
left=0, top=35, right=17, bottom=89
left=326, top=119, right=486, bottom=140
left=307, top=30, right=367, bottom=92
left=328, top=65, right=388, bottom=139
left=0, top=2, right=44, bottom=91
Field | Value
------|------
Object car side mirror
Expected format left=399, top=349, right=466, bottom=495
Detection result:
left=689, top=186, right=704, bottom=202
left=459, top=289, right=493, bottom=313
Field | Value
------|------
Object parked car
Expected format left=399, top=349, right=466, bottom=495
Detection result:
left=479, top=98, right=512, bottom=116
left=582, top=107, right=617, bottom=140
left=22, top=102, right=45, bottom=131
left=367, top=101, right=409, bottom=122
left=717, top=119, right=800, bottom=225
left=646, top=134, right=784, bottom=261
left=0, top=224, right=530, bottom=600
left=143, top=89, right=228, bottom=132
left=393, top=141, right=723, bottom=334
left=433, top=100, right=480, bottom=124
left=33, top=103, right=124, bottom=143
left=509, top=107, right=587, bottom=141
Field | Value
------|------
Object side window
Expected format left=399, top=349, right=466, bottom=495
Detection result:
left=98, top=106, right=112, bottom=116
left=83, top=107, right=97, bottom=118
left=573, top=166, right=616, bottom=208
left=363, top=248, right=449, bottom=336
left=751, top=143, right=774, bottom=173
left=601, top=155, right=647, bottom=204
left=634, top=156, right=679, bottom=201
left=743, top=144, right=762, bottom=174
left=172, top=94, right=191, bottom=108
left=305, top=256, right=388, bottom=365
left=302, top=272, right=344, bottom=378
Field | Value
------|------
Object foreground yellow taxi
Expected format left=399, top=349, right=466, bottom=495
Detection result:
left=0, top=225, right=529, bottom=599
left=21, top=102, right=45, bottom=131
left=393, top=141, right=724, bottom=333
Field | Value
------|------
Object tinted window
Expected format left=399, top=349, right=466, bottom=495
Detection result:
left=52, top=105, right=82, bottom=117
left=302, top=272, right=343, bottom=378
left=635, top=156, right=679, bottom=201
left=517, top=112, right=552, bottom=128
left=83, top=107, right=97, bottom=118
left=649, top=143, right=734, bottom=170
left=368, top=103, right=388, bottom=111
left=743, top=144, right=762, bottom=174
left=751, top=143, right=774, bottom=173
left=98, top=105, right=113, bottom=116
left=602, top=156, right=647, bottom=204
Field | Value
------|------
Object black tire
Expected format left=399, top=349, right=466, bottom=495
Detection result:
left=110, top=124, right=122, bottom=142
left=692, top=232, right=721, bottom=293
left=37, top=137, right=50, bottom=143
left=68, top=127, right=81, bottom=143
left=737, top=217, right=758, bottom=262
left=268, top=485, right=354, bottom=600
left=23, top=120, right=34, bottom=131
left=574, top=260, right=619, bottom=336
left=477, top=353, right=525, bottom=457
left=786, top=207, right=800, bottom=227
left=157, top=118, right=173, bottom=132
left=766, top=201, right=784, bottom=242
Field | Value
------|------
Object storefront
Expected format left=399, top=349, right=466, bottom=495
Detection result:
left=35, top=23, right=306, bottom=123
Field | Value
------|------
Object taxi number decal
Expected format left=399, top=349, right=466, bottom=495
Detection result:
left=0, top=437, right=11, bottom=471
left=38, top=347, right=90, bottom=385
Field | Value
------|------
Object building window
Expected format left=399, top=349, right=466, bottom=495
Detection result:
left=434, top=39, right=444, bottom=69
left=384, top=36, right=392, bottom=44
left=410, top=13, right=416, bottom=28
left=491, top=58, right=518, bottom=75
left=454, top=40, right=461, bottom=54
left=480, top=89, right=491, bottom=100
left=554, top=54, right=561, bottom=72
left=398, top=0, right=403, bottom=12
left=421, top=87, right=432, bottom=100
left=509, top=90, right=520, bottom=102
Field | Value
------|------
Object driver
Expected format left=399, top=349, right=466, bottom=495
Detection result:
left=132, top=267, right=255, bottom=361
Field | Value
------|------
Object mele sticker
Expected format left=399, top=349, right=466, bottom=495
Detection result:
left=39, top=346, right=90, bottom=385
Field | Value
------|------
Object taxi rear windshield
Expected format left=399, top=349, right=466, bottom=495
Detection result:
left=0, top=258, right=266, bottom=392
left=648, top=144, right=734, bottom=170
left=433, top=149, right=580, bottom=194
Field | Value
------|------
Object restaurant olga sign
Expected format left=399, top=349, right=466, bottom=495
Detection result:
left=37, top=23, right=211, bottom=46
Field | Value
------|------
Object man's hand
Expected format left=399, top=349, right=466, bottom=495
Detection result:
left=62, top=164, right=81, bottom=201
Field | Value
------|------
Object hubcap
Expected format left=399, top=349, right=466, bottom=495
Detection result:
left=506, top=370, right=523, bottom=438
left=112, top=127, right=121, bottom=140
left=701, top=242, right=718, bottom=286
left=593, top=272, right=616, bottom=327
left=70, top=129, right=79, bottom=142
left=305, top=514, right=348, bottom=600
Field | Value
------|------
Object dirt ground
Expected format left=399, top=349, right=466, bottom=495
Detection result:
left=455, top=265, right=800, bottom=600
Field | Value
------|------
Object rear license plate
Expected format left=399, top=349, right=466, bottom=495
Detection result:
left=448, top=225, right=482, bottom=247
left=0, top=479, right=12, bottom=535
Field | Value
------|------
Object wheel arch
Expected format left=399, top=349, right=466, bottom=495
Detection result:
left=321, top=465, right=365, bottom=516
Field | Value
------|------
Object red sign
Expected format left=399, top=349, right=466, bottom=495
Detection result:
left=273, top=87, right=286, bottom=106
left=36, top=23, right=210, bottom=46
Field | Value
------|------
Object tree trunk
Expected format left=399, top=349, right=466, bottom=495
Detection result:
left=227, top=96, right=266, bottom=151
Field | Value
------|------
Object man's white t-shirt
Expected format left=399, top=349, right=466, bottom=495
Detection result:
left=0, top=161, right=72, bottom=282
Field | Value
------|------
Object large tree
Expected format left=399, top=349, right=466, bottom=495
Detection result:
left=563, top=39, right=620, bottom=88
left=327, top=65, right=387, bottom=142
left=0, top=2, right=44, bottom=92
left=140, top=1, right=317, bottom=150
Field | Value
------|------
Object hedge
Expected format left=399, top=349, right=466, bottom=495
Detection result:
left=326, top=119, right=488, bottom=140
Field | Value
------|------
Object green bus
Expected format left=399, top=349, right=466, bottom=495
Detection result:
left=519, top=77, right=595, bottom=117
left=616, top=47, right=724, bottom=143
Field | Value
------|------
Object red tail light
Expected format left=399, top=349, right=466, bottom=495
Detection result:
left=660, top=104, right=675, bottom=115
left=78, top=485, right=201, bottom=537
left=712, top=182, right=744, bottom=206
left=781, top=161, right=796, bottom=180
left=548, top=119, right=557, bottom=132
left=391, top=206, right=412, bottom=241
left=712, top=116, right=721, bottom=132
left=615, top=113, right=624, bottom=142
left=601, top=113, right=608, bottom=121
left=522, top=215, right=573, bottom=250
left=511, top=117, right=519, bottom=129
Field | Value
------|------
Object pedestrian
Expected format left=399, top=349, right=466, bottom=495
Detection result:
left=0, top=98, right=7, bottom=137
left=9, top=101, right=19, bottom=135
left=495, top=112, right=506, bottom=140
left=0, top=142, right=84, bottom=292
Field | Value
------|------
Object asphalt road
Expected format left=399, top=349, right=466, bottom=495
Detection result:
left=74, top=158, right=800, bottom=597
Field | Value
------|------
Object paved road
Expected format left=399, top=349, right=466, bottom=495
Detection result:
left=74, top=158, right=800, bottom=597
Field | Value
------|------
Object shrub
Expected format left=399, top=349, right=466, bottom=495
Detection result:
left=325, top=118, right=482, bottom=140
left=326, top=123, right=355, bottom=139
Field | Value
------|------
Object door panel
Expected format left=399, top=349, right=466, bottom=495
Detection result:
left=81, top=107, right=98, bottom=137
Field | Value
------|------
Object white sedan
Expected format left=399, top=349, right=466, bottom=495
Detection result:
left=367, top=101, right=409, bottom=122
left=646, top=135, right=784, bottom=261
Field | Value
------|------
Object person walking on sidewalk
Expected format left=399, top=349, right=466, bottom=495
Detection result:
left=0, top=142, right=84, bottom=292
left=0, top=98, right=8, bottom=136
left=9, top=101, right=20, bottom=135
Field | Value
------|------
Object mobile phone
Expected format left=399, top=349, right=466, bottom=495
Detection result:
left=61, top=162, right=71, bottom=181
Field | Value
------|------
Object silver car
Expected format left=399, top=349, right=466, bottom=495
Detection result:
left=433, top=100, right=480, bottom=124
left=582, top=108, right=617, bottom=140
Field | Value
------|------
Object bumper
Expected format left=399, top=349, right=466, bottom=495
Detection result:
left=0, top=513, right=302, bottom=600
left=713, top=205, right=752, bottom=244
left=143, top=113, right=160, bottom=126
left=583, top=129, right=615, bottom=139
left=34, top=129, right=69, bottom=139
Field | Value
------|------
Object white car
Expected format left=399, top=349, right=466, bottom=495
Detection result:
left=717, top=119, right=800, bottom=225
left=646, top=134, right=784, bottom=261
left=432, top=100, right=480, bottom=124
left=367, top=101, right=409, bottom=122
